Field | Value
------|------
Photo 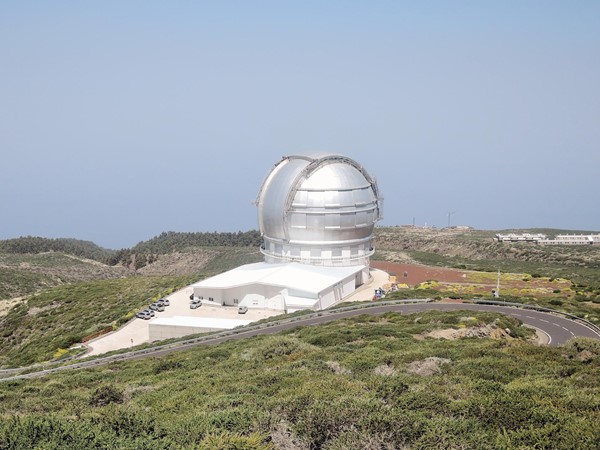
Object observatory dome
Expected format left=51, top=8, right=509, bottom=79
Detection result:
left=256, top=154, right=382, bottom=266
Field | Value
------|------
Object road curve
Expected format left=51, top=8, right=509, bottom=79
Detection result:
left=2, top=302, right=599, bottom=382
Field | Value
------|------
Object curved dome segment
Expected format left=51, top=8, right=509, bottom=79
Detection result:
left=299, top=163, right=372, bottom=191
left=256, top=154, right=382, bottom=267
left=257, top=157, right=308, bottom=241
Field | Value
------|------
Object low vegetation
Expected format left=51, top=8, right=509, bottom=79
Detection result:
left=131, top=230, right=262, bottom=253
left=1, top=227, right=599, bottom=448
left=375, top=226, right=600, bottom=324
left=0, top=253, right=129, bottom=301
left=0, top=274, right=196, bottom=368
left=0, top=231, right=263, bottom=301
left=0, top=311, right=598, bottom=449
left=0, top=236, right=115, bottom=262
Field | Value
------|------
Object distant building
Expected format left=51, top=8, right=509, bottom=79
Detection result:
left=496, top=232, right=600, bottom=246
left=538, top=234, right=600, bottom=246
left=495, top=233, right=547, bottom=243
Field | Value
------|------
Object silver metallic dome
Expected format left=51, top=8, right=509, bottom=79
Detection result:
left=256, top=154, right=383, bottom=266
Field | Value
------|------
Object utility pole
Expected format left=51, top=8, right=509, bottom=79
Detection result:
left=496, top=270, right=501, bottom=299
left=447, top=211, right=457, bottom=228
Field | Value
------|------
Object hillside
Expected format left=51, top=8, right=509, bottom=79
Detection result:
left=0, top=236, right=116, bottom=262
left=0, top=253, right=130, bottom=302
left=0, top=232, right=263, bottom=302
left=374, top=226, right=600, bottom=286
left=1, top=310, right=598, bottom=449
left=0, top=247, right=262, bottom=368
left=131, top=230, right=262, bottom=253
left=1, top=226, right=599, bottom=367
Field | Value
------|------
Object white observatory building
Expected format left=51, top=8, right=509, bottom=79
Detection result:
left=191, top=153, right=383, bottom=312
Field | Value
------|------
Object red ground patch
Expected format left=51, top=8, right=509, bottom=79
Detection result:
left=370, top=260, right=572, bottom=298
left=371, top=261, right=467, bottom=285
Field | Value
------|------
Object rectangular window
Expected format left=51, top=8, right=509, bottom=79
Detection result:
left=290, top=213, right=306, bottom=228
left=325, top=213, right=340, bottom=228
left=292, top=190, right=308, bottom=207
left=324, top=191, right=340, bottom=206
left=340, top=213, right=354, bottom=228
left=307, top=214, right=324, bottom=229
left=307, top=192, right=325, bottom=207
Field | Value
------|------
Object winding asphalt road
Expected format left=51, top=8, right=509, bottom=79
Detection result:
left=1, top=301, right=599, bottom=382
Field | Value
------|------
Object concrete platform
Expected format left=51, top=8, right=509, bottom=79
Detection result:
left=85, top=285, right=282, bottom=356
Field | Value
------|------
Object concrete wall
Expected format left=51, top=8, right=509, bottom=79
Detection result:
left=149, top=323, right=225, bottom=341
left=193, top=283, right=294, bottom=310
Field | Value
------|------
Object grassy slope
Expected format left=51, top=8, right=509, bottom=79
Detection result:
left=0, top=253, right=129, bottom=301
left=0, top=275, right=196, bottom=368
left=0, top=311, right=598, bottom=449
left=0, top=247, right=262, bottom=368
left=374, top=227, right=600, bottom=324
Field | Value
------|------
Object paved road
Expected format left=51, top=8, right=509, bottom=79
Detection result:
left=2, top=302, right=599, bottom=382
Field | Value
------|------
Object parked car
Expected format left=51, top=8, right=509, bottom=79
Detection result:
left=136, top=311, right=151, bottom=320
left=143, top=309, right=155, bottom=318
left=238, top=305, right=248, bottom=314
left=190, top=299, right=201, bottom=309
left=151, top=303, right=165, bottom=312
left=158, top=298, right=170, bottom=306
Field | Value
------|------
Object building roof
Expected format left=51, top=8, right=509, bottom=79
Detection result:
left=191, top=262, right=365, bottom=295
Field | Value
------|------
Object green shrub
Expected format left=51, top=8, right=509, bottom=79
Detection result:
left=89, top=385, right=124, bottom=407
left=198, top=432, right=274, bottom=450
left=154, top=359, right=184, bottom=374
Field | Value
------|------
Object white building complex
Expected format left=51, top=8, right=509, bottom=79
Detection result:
left=538, top=234, right=600, bottom=245
left=191, top=153, right=383, bottom=312
left=495, top=233, right=547, bottom=243
left=496, top=233, right=600, bottom=245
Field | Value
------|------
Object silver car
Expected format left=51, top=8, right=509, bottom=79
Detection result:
left=190, top=299, right=201, bottom=309
left=136, top=311, right=151, bottom=320
left=150, top=303, right=165, bottom=312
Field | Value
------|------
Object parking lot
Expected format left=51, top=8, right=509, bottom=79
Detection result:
left=85, top=269, right=387, bottom=356
left=85, top=285, right=283, bottom=356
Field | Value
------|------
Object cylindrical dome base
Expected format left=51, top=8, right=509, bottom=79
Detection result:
left=260, top=235, right=374, bottom=266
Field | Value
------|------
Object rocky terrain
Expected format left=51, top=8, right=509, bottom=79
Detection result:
left=135, top=250, right=219, bottom=276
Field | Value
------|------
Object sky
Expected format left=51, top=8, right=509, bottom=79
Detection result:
left=1, top=1, right=599, bottom=249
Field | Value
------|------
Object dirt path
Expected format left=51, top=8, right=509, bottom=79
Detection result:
left=0, top=297, right=24, bottom=317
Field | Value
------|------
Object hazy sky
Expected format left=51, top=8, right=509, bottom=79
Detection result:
left=1, top=1, right=599, bottom=249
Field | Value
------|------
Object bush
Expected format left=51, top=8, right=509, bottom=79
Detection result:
left=198, top=432, right=274, bottom=450
left=154, top=359, right=184, bottom=374
left=89, top=385, right=124, bottom=407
